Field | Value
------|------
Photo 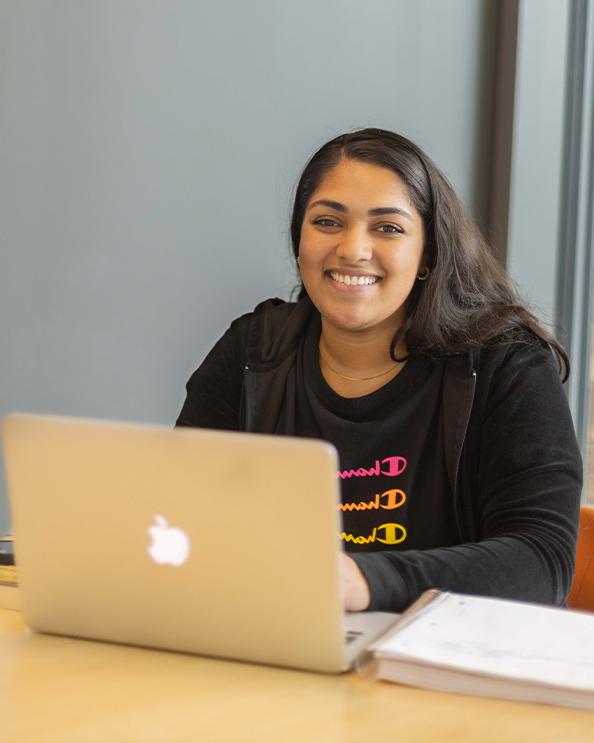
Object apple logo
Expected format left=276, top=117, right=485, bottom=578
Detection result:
left=147, top=514, right=191, bottom=567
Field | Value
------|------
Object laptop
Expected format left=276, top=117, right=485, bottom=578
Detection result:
left=2, top=413, right=397, bottom=672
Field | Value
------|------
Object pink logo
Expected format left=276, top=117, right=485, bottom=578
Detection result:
left=337, top=455, right=407, bottom=480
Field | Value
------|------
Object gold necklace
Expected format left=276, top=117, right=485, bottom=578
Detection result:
left=318, top=346, right=402, bottom=382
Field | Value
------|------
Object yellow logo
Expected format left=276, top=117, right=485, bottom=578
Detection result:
left=338, top=523, right=407, bottom=545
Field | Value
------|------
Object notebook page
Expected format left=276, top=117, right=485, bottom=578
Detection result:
left=375, top=593, right=594, bottom=690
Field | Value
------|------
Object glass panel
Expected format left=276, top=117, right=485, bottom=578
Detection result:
left=588, top=333, right=594, bottom=504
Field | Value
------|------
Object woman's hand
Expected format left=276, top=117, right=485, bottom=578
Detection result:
left=339, top=552, right=371, bottom=612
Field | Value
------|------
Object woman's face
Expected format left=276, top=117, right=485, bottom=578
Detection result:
left=298, top=157, right=426, bottom=338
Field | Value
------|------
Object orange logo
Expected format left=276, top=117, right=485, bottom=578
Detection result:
left=338, top=489, right=406, bottom=512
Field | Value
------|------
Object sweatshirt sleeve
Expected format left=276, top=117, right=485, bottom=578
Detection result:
left=175, top=319, right=247, bottom=431
left=351, top=340, right=582, bottom=613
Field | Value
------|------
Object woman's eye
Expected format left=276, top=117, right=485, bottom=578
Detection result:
left=376, top=224, right=404, bottom=234
left=313, top=217, right=340, bottom=228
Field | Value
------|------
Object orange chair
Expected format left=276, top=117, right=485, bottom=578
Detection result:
left=567, top=505, right=594, bottom=611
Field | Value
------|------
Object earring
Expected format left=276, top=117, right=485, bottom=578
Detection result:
left=296, top=256, right=301, bottom=266
left=417, top=266, right=429, bottom=281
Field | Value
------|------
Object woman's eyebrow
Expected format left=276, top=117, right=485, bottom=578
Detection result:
left=308, top=199, right=347, bottom=213
left=369, top=206, right=413, bottom=221
left=307, top=199, right=413, bottom=221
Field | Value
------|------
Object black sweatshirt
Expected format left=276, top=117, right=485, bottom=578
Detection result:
left=177, top=298, right=582, bottom=612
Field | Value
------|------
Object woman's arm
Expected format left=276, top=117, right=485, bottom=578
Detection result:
left=175, top=321, right=246, bottom=431
left=350, top=340, right=582, bottom=613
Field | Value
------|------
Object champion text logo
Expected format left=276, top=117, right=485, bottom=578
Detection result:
left=337, top=455, right=407, bottom=480
left=338, top=523, right=407, bottom=546
left=337, top=488, right=406, bottom=511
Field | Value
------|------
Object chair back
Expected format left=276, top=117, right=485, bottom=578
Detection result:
left=567, top=505, right=594, bottom=611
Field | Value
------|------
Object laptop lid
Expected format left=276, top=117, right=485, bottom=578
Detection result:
left=2, top=413, right=348, bottom=672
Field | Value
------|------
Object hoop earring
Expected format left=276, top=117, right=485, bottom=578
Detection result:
left=417, top=266, right=429, bottom=281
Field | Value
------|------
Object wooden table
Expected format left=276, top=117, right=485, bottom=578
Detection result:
left=1, top=608, right=593, bottom=742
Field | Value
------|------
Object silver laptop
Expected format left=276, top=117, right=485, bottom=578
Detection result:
left=2, top=413, right=397, bottom=672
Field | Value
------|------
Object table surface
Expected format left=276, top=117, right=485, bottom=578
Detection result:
left=1, top=608, right=593, bottom=743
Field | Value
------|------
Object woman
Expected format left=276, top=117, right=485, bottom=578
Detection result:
left=176, top=128, right=582, bottom=613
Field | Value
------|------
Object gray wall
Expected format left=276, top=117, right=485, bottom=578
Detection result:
left=0, top=0, right=497, bottom=533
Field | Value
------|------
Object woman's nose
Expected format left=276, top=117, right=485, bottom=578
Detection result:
left=335, top=225, right=373, bottom=263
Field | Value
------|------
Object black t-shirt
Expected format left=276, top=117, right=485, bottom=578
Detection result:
left=281, top=314, right=458, bottom=554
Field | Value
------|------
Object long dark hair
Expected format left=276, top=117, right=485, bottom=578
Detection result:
left=290, top=128, right=569, bottom=380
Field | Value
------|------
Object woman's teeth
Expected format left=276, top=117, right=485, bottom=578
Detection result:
left=329, top=272, right=378, bottom=286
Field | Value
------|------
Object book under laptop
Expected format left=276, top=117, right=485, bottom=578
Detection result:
left=2, top=413, right=397, bottom=672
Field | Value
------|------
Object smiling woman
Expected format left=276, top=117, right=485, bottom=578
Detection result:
left=176, top=128, right=582, bottom=614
